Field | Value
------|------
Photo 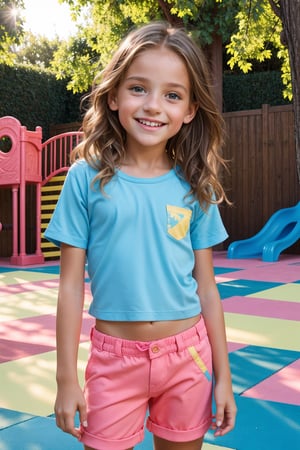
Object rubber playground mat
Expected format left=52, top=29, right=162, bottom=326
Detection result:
left=1, top=251, right=300, bottom=450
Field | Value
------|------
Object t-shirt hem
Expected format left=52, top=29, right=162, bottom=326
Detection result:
left=88, top=307, right=201, bottom=321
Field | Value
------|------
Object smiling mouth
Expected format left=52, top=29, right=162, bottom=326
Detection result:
left=137, top=119, right=164, bottom=128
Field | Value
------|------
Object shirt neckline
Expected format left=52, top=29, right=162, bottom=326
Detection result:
left=116, top=168, right=176, bottom=184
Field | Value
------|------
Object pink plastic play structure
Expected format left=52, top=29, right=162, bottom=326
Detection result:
left=0, top=116, right=82, bottom=265
left=0, top=116, right=44, bottom=265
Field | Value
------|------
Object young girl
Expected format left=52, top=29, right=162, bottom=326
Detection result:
left=45, top=21, right=236, bottom=450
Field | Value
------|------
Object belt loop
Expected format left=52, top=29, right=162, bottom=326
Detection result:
left=196, top=318, right=202, bottom=341
left=90, top=327, right=94, bottom=340
left=114, top=339, right=123, bottom=357
left=91, top=327, right=104, bottom=351
left=175, top=333, right=186, bottom=352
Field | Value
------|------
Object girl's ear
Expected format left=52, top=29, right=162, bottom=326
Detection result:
left=183, top=103, right=197, bottom=124
left=108, top=90, right=118, bottom=111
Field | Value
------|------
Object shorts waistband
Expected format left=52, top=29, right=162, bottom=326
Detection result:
left=90, top=318, right=206, bottom=359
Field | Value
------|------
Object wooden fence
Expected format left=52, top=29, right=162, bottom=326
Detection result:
left=1, top=104, right=300, bottom=258
left=221, top=104, right=300, bottom=253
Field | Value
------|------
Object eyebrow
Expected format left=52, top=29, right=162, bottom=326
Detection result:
left=125, top=76, right=189, bottom=93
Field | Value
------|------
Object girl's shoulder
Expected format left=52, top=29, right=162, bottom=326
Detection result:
left=68, top=158, right=99, bottom=178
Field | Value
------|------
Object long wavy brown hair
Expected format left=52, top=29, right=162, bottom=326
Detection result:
left=72, top=21, right=230, bottom=208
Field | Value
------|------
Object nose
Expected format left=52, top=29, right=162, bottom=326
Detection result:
left=143, top=92, right=161, bottom=114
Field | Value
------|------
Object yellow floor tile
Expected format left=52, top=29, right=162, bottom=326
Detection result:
left=0, top=343, right=89, bottom=416
left=203, top=444, right=235, bottom=450
left=225, top=313, right=300, bottom=351
left=0, top=270, right=59, bottom=286
left=248, top=283, right=300, bottom=303
left=0, top=288, right=58, bottom=321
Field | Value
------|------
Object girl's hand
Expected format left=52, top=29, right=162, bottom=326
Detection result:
left=54, top=382, right=87, bottom=439
left=211, top=380, right=237, bottom=436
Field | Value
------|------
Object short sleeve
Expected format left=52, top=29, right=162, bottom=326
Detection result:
left=44, top=161, right=90, bottom=249
left=190, top=201, right=228, bottom=250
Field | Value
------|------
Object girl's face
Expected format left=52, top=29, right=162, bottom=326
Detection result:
left=108, top=46, right=196, bottom=155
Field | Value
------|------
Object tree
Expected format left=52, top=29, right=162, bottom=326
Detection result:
left=52, top=0, right=242, bottom=98
left=54, top=1, right=289, bottom=91
left=0, top=0, right=24, bottom=64
left=50, top=34, right=99, bottom=93
left=222, top=0, right=300, bottom=180
left=15, top=32, right=60, bottom=69
left=268, top=0, right=300, bottom=182
left=57, top=0, right=300, bottom=181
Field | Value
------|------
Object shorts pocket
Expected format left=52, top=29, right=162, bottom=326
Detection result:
left=187, top=344, right=212, bottom=381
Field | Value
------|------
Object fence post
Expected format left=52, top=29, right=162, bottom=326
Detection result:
left=262, top=104, right=269, bottom=219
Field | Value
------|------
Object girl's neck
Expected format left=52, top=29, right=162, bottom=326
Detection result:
left=120, top=150, right=172, bottom=178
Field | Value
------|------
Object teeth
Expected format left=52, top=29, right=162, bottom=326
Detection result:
left=139, top=119, right=162, bottom=127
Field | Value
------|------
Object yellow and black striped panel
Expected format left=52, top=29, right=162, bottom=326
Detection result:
left=40, top=173, right=67, bottom=260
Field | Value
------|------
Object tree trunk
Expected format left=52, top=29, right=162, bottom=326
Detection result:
left=270, top=0, right=300, bottom=183
left=157, top=0, right=183, bottom=27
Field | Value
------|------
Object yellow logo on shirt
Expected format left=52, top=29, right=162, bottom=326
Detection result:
left=167, top=205, right=192, bottom=240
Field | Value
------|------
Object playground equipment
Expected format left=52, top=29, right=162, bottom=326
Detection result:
left=0, top=116, right=44, bottom=265
left=1, top=115, right=299, bottom=265
left=0, top=116, right=82, bottom=265
left=40, top=132, right=82, bottom=259
left=227, top=202, right=300, bottom=262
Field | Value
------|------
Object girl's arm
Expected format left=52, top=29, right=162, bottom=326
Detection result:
left=54, top=243, right=87, bottom=439
left=193, top=248, right=237, bottom=436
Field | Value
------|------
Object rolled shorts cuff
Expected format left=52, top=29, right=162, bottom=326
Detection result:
left=146, top=415, right=212, bottom=442
left=80, top=427, right=144, bottom=450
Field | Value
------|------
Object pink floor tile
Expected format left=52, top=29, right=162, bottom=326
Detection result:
left=0, top=279, right=60, bottom=294
left=222, top=296, right=300, bottom=320
left=1, top=280, right=91, bottom=297
left=0, top=339, right=55, bottom=363
left=227, top=341, right=247, bottom=353
left=215, top=275, right=238, bottom=283
left=0, top=311, right=94, bottom=362
left=213, top=251, right=258, bottom=269
left=227, top=265, right=300, bottom=283
left=242, top=359, right=300, bottom=405
left=213, top=252, right=300, bottom=283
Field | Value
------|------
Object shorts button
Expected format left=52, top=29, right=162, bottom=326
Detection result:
left=151, top=345, right=160, bottom=353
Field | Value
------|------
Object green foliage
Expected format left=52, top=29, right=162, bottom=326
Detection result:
left=0, top=0, right=295, bottom=99
left=54, top=0, right=291, bottom=96
left=0, top=0, right=24, bottom=64
left=51, top=35, right=99, bottom=92
left=51, top=0, right=240, bottom=91
left=0, top=0, right=294, bottom=135
left=15, top=33, right=60, bottom=68
left=173, top=0, right=240, bottom=45
left=277, top=46, right=292, bottom=100
left=223, top=70, right=291, bottom=112
left=0, top=64, right=82, bottom=139
left=225, top=0, right=292, bottom=97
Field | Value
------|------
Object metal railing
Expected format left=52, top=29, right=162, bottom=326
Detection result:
left=41, top=131, right=83, bottom=183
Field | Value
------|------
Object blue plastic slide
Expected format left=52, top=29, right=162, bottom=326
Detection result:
left=227, top=202, right=300, bottom=262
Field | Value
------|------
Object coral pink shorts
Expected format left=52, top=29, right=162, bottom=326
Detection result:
left=80, top=318, right=213, bottom=450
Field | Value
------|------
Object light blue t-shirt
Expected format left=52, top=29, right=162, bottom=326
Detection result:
left=44, top=160, right=228, bottom=321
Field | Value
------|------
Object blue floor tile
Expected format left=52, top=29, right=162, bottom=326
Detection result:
left=214, top=266, right=242, bottom=275
left=0, top=408, right=34, bottom=431
left=206, top=395, right=300, bottom=450
left=0, top=267, right=17, bottom=273
left=217, top=279, right=283, bottom=299
left=22, top=265, right=60, bottom=274
left=229, top=346, right=300, bottom=394
left=0, top=416, right=82, bottom=450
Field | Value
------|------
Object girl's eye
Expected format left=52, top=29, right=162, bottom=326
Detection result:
left=167, top=92, right=181, bottom=100
left=130, top=85, right=145, bottom=94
